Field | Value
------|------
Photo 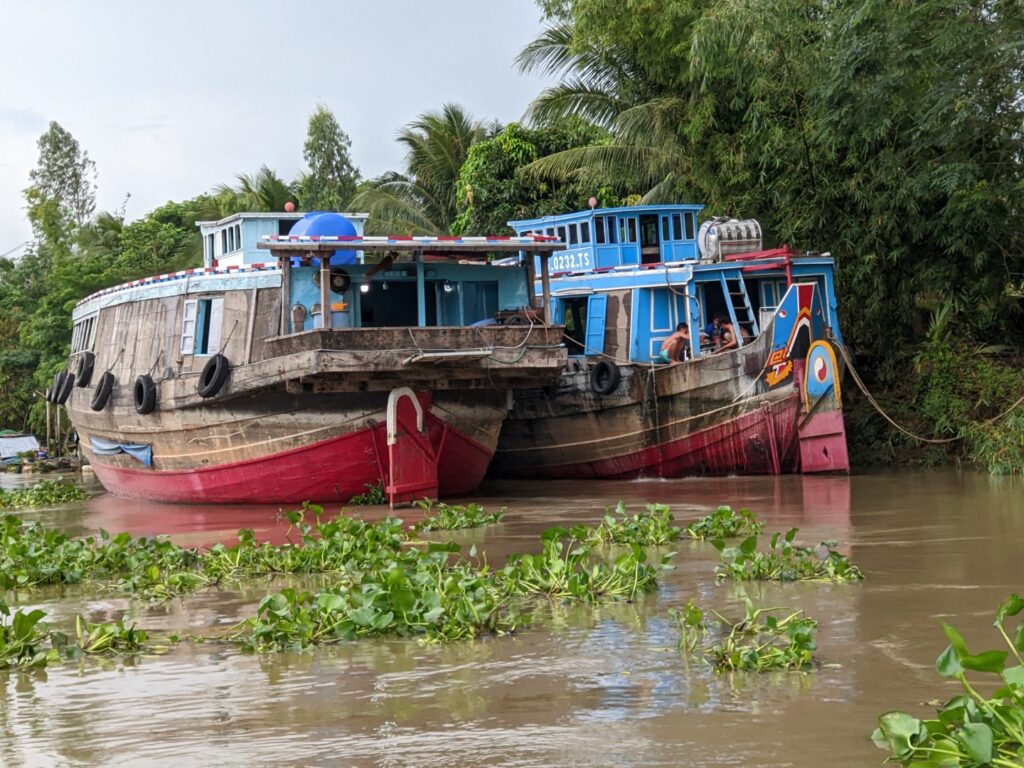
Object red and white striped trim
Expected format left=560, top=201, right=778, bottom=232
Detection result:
left=75, top=263, right=280, bottom=307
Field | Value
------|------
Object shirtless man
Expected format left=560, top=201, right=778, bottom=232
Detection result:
left=658, top=323, right=691, bottom=363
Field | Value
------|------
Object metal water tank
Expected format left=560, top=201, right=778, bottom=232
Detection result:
left=697, top=218, right=763, bottom=261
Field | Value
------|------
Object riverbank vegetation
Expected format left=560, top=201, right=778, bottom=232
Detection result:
left=872, top=594, right=1024, bottom=767
left=4, top=2, right=1022, bottom=470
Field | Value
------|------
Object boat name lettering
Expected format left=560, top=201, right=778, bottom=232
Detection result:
left=550, top=252, right=592, bottom=272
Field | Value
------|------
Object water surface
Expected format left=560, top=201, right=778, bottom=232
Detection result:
left=2, top=471, right=1021, bottom=767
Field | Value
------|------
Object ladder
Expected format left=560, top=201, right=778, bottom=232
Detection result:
left=720, top=270, right=759, bottom=344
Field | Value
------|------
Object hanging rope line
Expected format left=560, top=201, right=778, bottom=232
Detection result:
left=834, top=341, right=1024, bottom=445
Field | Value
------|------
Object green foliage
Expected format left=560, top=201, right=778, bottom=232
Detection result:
left=672, top=597, right=817, bottom=671
left=713, top=528, right=864, bottom=583
left=215, top=164, right=296, bottom=215
left=0, top=479, right=87, bottom=509
left=413, top=500, right=503, bottom=531
left=348, top=481, right=387, bottom=506
left=498, top=526, right=671, bottom=602
left=670, top=597, right=708, bottom=653
left=684, top=505, right=765, bottom=541
left=872, top=594, right=1024, bottom=766
left=579, top=501, right=681, bottom=545
left=351, top=103, right=485, bottom=234
left=704, top=601, right=817, bottom=672
left=0, top=599, right=56, bottom=669
left=451, top=120, right=621, bottom=235
left=520, top=0, right=1024, bottom=429
left=298, top=104, right=360, bottom=211
left=25, top=120, right=97, bottom=238
left=1, top=599, right=148, bottom=670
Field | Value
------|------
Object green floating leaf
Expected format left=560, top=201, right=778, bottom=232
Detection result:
left=876, top=711, right=926, bottom=760
left=936, top=645, right=962, bottom=678
left=942, top=622, right=970, bottom=658
left=960, top=649, right=1007, bottom=674
left=995, top=594, right=1024, bottom=623
left=958, top=722, right=993, bottom=764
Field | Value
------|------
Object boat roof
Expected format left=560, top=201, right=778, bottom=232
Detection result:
left=510, top=204, right=704, bottom=229
left=195, top=211, right=369, bottom=228
left=257, top=233, right=563, bottom=257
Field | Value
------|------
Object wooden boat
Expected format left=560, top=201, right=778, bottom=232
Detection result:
left=490, top=205, right=849, bottom=479
left=58, top=211, right=566, bottom=505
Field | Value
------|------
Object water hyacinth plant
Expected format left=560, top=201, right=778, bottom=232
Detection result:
left=580, top=502, right=682, bottom=546
left=500, top=526, right=672, bottom=602
left=671, top=597, right=817, bottom=672
left=1, top=600, right=148, bottom=669
left=0, top=479, right=88, bottom=509
left=413, top=500, right=503, bottom=531
left=713, top=528, right=864, bottom=583
left=684, top=505, right=765, bottom=541
left=348, top=481, right=387, bottom=506
left=872, top=594, right=1024, bottom=767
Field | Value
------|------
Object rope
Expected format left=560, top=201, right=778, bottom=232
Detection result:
left=834, top=341, right=1024, bottom=444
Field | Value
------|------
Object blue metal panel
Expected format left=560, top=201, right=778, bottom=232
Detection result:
left=584, top=294, right=608, bottom=355
left=630, top=288, right=648, bottom=361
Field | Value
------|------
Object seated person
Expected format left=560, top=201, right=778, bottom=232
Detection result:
left=717, top=320, right=738, bottom=352
left=658, top=323, right=691, bottom=363
left=699, top=314, right=723, bottom=350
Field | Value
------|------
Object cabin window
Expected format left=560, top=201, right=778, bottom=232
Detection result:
left=235, top=225, right=242, bottom=251
left=607, top=216, right=617, bottom=244
left=662, top=217, right=671, bottom=241
left=181, top=297, right=224, bottom=356
left=620, top=217, right=638, bottom=244
left=569, top=224, right=579, bottom=245
left=595, top=216, right=606, bottom=244
left=671, top=213, right=682, bottom=241
left=558, top=226, right=568, bottom=244
left=206, top=234, right=214, bottom=260
left=71, top=315, right=97, bottom=353
left=684, top=212, right=695, bottom=240
left=580, top=221, right=590, bottom=243
left=221, top=230, right=228, bottom=254
left=546, top=227, right=555, bottom=238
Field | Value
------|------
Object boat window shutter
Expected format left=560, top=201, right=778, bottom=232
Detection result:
left=584, top=294, right=608, bottom=355
left=180, top=299, right=198, bottom=355
left=206, top=298, right=225, bottom=354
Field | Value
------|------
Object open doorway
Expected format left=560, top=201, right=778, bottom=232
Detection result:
left=639, top=214, right=661, bottom=264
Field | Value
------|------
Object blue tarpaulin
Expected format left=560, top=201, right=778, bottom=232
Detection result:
left=90, top=437, right=153, bottom=467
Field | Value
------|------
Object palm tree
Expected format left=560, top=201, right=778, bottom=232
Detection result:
left=515, top=18, right=706, bottom=203
left=351, top=104, right=485, bottom=234
left=216, top=165, right=296, bottom=215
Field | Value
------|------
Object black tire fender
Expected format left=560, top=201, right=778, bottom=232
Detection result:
left=90, top=371, right=115, bottom=412
left=589, top=360, right=621, bottom=396
left=54, top=370, right=75, bottom=405
left=76, top=351, right=95, bottom=387
left=197, top=354, right=230, bottom=398
left=48, top=371, right=65, bottom=403
left=134, top=374, right=157, bottom=415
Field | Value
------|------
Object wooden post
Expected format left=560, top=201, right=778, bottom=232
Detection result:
left=539, top=252, right=553, bottom=325
left=279, top=255, right=291, bottom=335
left=524, top=254, right=537, bottom=311
left=320, top=254, right=331, bottom=330
left=415, top=258, right=426, bottom=328
left=55, top=406, right=61, bottom=458
left=45, top=396, right=51, bottom=454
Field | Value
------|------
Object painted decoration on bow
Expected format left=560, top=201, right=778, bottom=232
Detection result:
left=765, top=283, right=825, bottom=389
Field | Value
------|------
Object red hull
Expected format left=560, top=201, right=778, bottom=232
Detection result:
left=496, top=395, right=801, bottom=480
left=88, top=415, right=492, bottom=505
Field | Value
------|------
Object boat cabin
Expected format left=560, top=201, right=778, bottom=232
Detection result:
left=510, top=205, right=842, bottom=363
left=197, top=212, right=369, bottom=268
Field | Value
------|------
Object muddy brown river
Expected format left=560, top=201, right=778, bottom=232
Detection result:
left=1, top=470, right=1022, bottom=767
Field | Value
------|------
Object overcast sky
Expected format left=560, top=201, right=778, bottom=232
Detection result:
left=0, top=0, right=555, bottom=255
